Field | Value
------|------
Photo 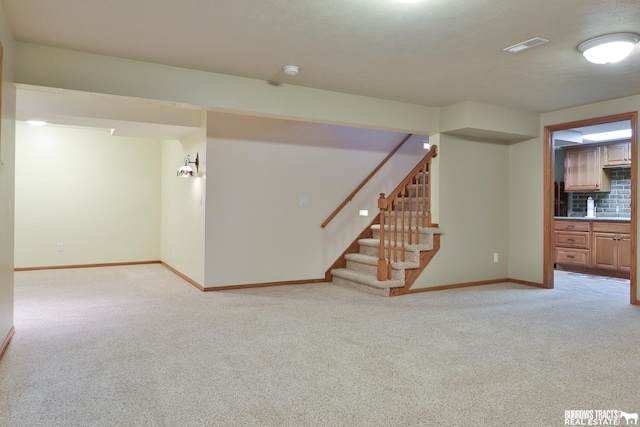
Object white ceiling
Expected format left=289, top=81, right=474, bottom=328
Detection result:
left=3, top=0, right=640, bottom=134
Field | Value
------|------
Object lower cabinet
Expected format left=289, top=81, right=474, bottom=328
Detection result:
left=555, top=219, right=630, bottom=278
left=592, top=232, right=631, bottom=271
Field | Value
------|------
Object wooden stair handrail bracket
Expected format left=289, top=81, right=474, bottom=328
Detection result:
left=376, top=145, right=438, bottom=282
left=321, top=134, right=413, bottom=228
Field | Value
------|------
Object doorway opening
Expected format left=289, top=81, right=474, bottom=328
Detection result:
left=543, top=112, right=638, bottom=305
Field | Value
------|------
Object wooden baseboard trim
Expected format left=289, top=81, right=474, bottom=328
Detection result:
left=204, top=278, right=326, bottom=292
left=395, top=277, right=545, bottom=296
left=1, top=326, right=15, bottom=361
left=507, top=278, right=547, bottom=288
left=159, top=262, right=204, bottom=292
left=15, top=260, right=162, bottom=272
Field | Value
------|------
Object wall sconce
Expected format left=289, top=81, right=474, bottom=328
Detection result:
left=177, top=153, right=199, bottom=177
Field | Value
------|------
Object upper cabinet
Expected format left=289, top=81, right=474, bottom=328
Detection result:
left=603, top=141, right=631, bottom=167
left=564, top=145, right=611, bottom=192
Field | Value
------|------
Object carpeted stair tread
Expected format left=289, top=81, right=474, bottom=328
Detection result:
left=344, top=253, right=419, bottom=270
left=330, top=268, right=404, bottom=290
left=358, top=238, right=433, bottom=252
left=371, top=224, right=442, bottom=234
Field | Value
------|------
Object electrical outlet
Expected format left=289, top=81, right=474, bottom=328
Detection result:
left=57, top=243, right=64, bottom=252
left=493, top=253, right=499, bottom=263
left=299, top=196, right=309, bottom=207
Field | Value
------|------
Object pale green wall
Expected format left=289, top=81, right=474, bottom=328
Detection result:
left=204, top=112, right=427, bottom=286
left=14, top=124, right=162, bottom=268
left=160, top=121, right=206, bottom=285
left=0, top=3, right=16, bottom=348
left=507, top=136, right=543, bottom=284
left=412, top=134, right=510, bottom=288
left=14, top=43, right=439, bottom=135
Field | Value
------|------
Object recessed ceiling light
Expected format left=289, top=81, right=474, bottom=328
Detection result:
left=583, top=129, right=632, bottom=142
left=578, top=33, right=640, bottom=64
left=393, top=0, right=422, bottom=3
left=26, top=120, right=47, bottom=126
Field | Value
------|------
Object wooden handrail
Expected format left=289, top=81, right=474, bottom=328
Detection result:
left=321, top=134, right=413, bottom=228
left=386, top=145, right=438, bottom=203
left=377, top=145, right=438, bottom=281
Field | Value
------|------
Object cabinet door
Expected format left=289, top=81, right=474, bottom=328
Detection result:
left=565, top=146, right=605, bottom=191
left=603, top=142, right=631, bottom=167
left=591, top=232, right=617, bottom=270
left=618, top=234, right=631, bottom=271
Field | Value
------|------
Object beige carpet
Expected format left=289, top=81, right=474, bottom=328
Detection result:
left=1, top=264, right=639, bottom=426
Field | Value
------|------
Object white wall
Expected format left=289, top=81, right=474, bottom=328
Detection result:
left=160, top=122, right=206, bottom=285
left=14, top=124, right=162, bottom=268
left=204, top=112, right=427, bottom=286
left=412, top=135, right=510, bottom=288
left=0, top=3, right=16, bottom=348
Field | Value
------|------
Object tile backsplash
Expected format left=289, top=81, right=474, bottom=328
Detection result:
left=568, top=168, right=631, bottom=218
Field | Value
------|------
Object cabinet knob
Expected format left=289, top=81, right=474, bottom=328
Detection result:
left=567, top=255, right=575, bottom=259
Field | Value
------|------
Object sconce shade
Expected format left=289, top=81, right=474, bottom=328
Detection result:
left=177, top=165, right=194, bottom=177
left=578, top=33, right=640, bottom=64
left=177, top=153, right=199, bottom=177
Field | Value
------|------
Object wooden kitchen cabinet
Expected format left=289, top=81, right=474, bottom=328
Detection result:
left=564, top=145, right=611, bottom=192
left=590, top=222, right=631, bottom=272
left=603, top=141, right=631, bottom=167
left=555, top=219, right=630, bottom=278
left=555, top=220, right=590, bottom=268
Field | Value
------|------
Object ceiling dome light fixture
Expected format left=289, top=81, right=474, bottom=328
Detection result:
left=578, top=33, right=640, bottom=64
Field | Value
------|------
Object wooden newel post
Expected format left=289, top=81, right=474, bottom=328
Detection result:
left=377, top=193, right=388, bottom=281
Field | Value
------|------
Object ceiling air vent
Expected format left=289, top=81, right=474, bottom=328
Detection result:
left=503, top=37, right=549, bottom=53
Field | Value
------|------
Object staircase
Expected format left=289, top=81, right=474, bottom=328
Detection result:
left=328, top=147, right=442, bottom=296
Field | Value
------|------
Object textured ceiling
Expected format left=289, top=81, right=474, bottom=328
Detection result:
left=2, top=0, right=640, bottom=114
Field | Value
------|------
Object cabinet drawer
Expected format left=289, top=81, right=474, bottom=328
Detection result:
left=556, top=248, right=590, bottom=267
left=592, top=222, right=630, bottom=234
left=555, top=231, right=589, bottom=248
left=554, top=220, right=589, bottom=232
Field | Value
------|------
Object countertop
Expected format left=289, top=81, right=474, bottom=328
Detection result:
left=555, top=216, right=630, bottom=222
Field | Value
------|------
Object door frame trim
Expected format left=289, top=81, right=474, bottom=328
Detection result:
left=543, top=112, right=638, bottom=305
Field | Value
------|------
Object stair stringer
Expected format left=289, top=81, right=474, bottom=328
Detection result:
left=390, top=231, right=440, bottom=296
